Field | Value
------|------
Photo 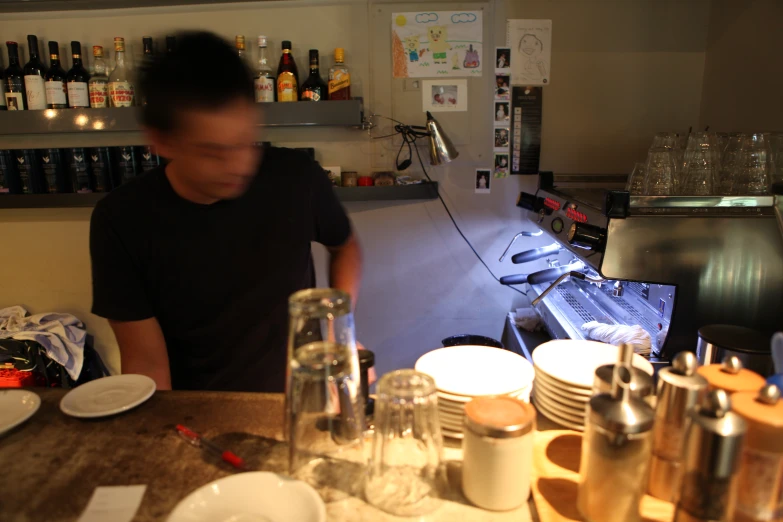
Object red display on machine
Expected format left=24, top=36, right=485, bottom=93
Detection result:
left=566, top=207, right=588, bottom=223
left=543, top=197, right=561, bottom=211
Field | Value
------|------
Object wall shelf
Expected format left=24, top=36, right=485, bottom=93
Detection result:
left=0, top=183, right=438, bottom=209
left=0, top=100, right=364, bottom=135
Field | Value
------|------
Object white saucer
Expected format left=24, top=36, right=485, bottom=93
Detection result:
left=437, top=385, right=531, bottom=404
left=534, top=369, right=593, bottom=397
left=60, top=374, right=156, bottom=418
left=416, top=345, right=534, bottom=397
left=0, top=389, right=41, bottom=435
left=533, top=398, right=585, bottom=431
left=532, top=340, right=653, bottom=388
left=534, top=391, right=586, bottom=422
left=533, top=376, right=590, bottom=405
left=441, top=427, right=464, bottom=440
left=167, top=472, right=326, bottom=522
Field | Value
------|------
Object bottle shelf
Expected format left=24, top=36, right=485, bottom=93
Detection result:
left=0, top=182, right=438, bottom=209
left=0, top=100, right=364, bottom=135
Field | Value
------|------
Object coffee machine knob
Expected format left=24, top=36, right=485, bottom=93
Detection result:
left=568, top=222, right=606, bottom=251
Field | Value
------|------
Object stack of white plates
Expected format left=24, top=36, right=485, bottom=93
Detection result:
left=531, top=340, right=654, bottom=431
left=415, top=345, right=535, bottom=439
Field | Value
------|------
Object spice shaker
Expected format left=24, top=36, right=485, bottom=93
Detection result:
left=593, top=343, right=654, bottom=405
left=697, top=354, right=766, bottom=394
left=577, top=359, right=655, bottom=522
left=648, top=351, right=709, bottom=502
left=732, top=384, right=783, bottom=522
left=461, top=396, right=536, bottom=511
left=674, top=389, right=747, bottom=522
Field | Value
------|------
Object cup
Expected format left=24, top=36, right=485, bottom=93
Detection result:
left=644, top=147, right=676, bottom=196
left=681, top=149, right=718, bottom=196
left=626, top=162, right=646, bottom=195
left=287, top=289, right=365, bottom=501
left=734, top=133, right=771, bottom=195
left=365, top=370, right=445, bottom=516
left=716, top=134, right=745, bottom=195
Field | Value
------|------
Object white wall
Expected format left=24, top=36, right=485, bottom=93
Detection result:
left=0, top=0, right=712, bottom=378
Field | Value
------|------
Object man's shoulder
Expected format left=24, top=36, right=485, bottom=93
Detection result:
left=93, top=167, right=166, bottom=223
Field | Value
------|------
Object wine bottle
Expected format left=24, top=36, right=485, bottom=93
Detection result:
left=140, top=145, right=160, bottom=172
left=66, top=41, right=90, bottom=108
left=165, top=35, right=176, bottom=55
left=328, top=48, right=351, bottom=100
left=89, top=147, right=114, bottom=192
left=89, top=46, right=109, bottom=108
left=108, top=38, right=135, bottom=107
left=235, top=35, right=246, bottom=61
left=4, top=42, right=26, bottom=110
left=300, top=49, right=328, bottom=102
left=44, top=41, right=68, bottom=109
left=114, top=146, right=140, bottom=185
left=23, top=35, right=48, bottom=110
left=39, top=148, right=68, bottom=193
left=276, top=40, right=299, bottom=102
left=67, top=148, right=93, bottom=193
left=0, top=66, right=6, bottom=110
left=254, top=36, right=275, bottom=103
left=14, top=149, right=44, bottom=194
left=0, top=150, right=21, bottom=193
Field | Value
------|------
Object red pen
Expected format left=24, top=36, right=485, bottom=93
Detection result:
left=175, top=424, right=246, bottom=470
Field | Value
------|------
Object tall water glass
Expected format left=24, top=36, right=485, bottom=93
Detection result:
left=681, top=149, right=718, bottom=195
left=769, top=132, right=783, bottom=185
left=644, top=147, right=676, bottom=196
left=627, top=162, right=646, bottom=194
left=716, top=134, right=744, bottom=195
left=365, top=370, right=445, bottom=516
left=287, top=288, right=365, bottom=501
left=734, top=133, right=771, bottom=195
left=650, top=132, right=678, bottom=151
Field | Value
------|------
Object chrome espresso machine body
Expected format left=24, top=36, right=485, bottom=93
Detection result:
left=511, top=172, right=783, bottom=361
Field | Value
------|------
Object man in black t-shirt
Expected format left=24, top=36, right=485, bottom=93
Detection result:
left=89, top=32, right=362, bottom=392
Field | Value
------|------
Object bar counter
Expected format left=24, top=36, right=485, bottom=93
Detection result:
left=0, top=389, right=673, bottom=521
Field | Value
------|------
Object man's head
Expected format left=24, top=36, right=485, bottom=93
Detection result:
left=139, top=31, right=259, bottom=202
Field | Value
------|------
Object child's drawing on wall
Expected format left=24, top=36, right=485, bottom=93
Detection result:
left=519, top=34, right=547, bottom=79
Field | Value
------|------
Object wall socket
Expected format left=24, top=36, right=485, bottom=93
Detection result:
left=403, top=79, right=421, bottom=92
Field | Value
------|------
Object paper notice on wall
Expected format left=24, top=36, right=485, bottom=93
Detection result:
left=506, top=19, right=552, bottom=85
left=510, top=86, right=543, bottom=175
left=392, top=11, right=483, bottom=78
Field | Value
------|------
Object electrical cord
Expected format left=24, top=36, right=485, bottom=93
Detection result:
left=371, top=115, right=527, bottom=296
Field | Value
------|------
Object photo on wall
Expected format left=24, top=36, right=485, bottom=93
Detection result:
left=494, top=128, right=510, bottom=150
left=475, top=168, right=491, bottom=194
left=495, top=47, right=511, bottom=72
left=422, top=79, right=468, bottom=112
left=494, top=101, right=509, bottom=123
left=494, top=74, right=510, bottom=100
left=494, top=153, right=510, bottom=178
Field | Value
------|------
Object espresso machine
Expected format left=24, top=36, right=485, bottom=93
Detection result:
left=504, top=172, right=783, bottom=367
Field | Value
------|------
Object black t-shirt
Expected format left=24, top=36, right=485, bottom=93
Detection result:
left=90, top=147, right=351, bottom=392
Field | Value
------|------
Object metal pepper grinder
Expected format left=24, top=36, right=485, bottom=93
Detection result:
left=674, top=389, right=747, bottom=522
left=648, top=351, right=709, bottom=502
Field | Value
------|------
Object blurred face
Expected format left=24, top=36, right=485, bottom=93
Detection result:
left=148, top=98, right=260, bottom=202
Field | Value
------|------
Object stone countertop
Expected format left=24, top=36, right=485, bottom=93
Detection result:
left=0, top=389, right=537, bottom=522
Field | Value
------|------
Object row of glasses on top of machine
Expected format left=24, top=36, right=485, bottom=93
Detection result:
left=627, top=131, right=783, bottom=197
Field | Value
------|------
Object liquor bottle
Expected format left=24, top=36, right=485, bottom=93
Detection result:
left=276, top=41, right=299, bottom=102
left=300, top=50, right=328, bottom=101
left=0, top=150, right=22, bottom=193
left=66, top=41, right=90, bottom=108
left=67, top=148, right=93, bottom=193
left=114, top=145, right=140, bottom=185
left=39, top=148, right=68, bottom=193
left=4, top=42, right=26, bottom=110
left=14, top=149, right=44, bottom=194
left=165, top=35, right=176, bottom=55
left=140, top=37, right=154, bottom=106
left=88, top=46, right=109, bottom=108
left=88, top=147, right=114, bottom=192
left=140, top=145, right=160, bottom=172
left=254, top=36, right=275, bottom=103
left=108, top=38, right=135, bottom=107
left=328, top=48, right=351, bottom=101
left=235, top=35, right=246, bottom=61
left=0, top=67, right=6, bottom=110
left=23, top=35, right=48, bottom=110
left=44, top=41, right=69, bottom=109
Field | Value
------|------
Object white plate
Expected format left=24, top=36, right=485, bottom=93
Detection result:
left=0, top=389, right=41, bottom=435
left=167, top=472, right=326, bottom=522
left=534, top=370, right=593, bottom=397
left=532, top=340, right=653, bottom=388
left=441, top=427, right=464, bottom=440
left=416, top=346, right=534, bottom=397
left=534, top=391, right=586, bottom=421
left=533, top=398, right=585, bottom=431
left=436, top=385, right=531, bottom=404
left=60, top=374, right=156, bottom=418
left=533, top=376, right=590, bottom=405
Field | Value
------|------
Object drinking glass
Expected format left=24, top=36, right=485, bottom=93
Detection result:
left=650, top=132, right=677, bottom=150
left=365, top=370, right=445, bottom=516
left=626, top=162, right=646, bottom=194
left=769, top=132, right=783, bottom=185
left=733, top=133, right=771, bottom=195
left=681, top=149, right=719, bottom=195
left=716, top=134, right=744, bottom=195
left=644, top=147, right=676, bottom=196
left=287, top=288, right=365, bottom=501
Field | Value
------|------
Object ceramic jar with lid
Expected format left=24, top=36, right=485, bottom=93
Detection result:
left=697, top=355, right=766, bottom=394
left=732, top=384, right=783, bottom=522
left=461, top=396, right=536, bottom=511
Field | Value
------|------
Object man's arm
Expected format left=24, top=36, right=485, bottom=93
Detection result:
left=327, top=233, right=362, bottom=308
left=109, top=317, right=172, bottom=390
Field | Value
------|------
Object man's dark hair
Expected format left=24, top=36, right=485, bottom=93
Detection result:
left=138, top=31, right=254, bottom=132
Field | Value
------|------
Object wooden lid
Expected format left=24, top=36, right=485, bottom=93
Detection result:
left=464, top=396, right=535, bottom=438
left=732, top=385, right=783, bottom=428
left=696, top=362, right=766, bottom=394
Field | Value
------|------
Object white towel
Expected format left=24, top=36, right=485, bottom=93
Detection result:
left=581, top=321, right=652, bottom=356
left=511, top=308, right=542, bottom=332
left=0, top=306, right=86, bottom=380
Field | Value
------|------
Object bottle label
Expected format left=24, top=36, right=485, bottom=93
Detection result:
left=328, top=71, right=351, bottom=96
left=117, top=148, right=138, bottom=183
left=67, top=82, right=90, bottom=107
left=89, top=81, right=109, bottom=108
left=277, top=74, right=297, bottom=102
left=45, top=80, right=68, bottom=106
left=301, top=90, right=322, bottom=101
left=24, top=75, right=47, bottom=109
left=140, top=147, right=159, bottom=172
left=254, top=77, right=275, bottom=102
left=69, top=151, right=92, bottom=193
left=40, top=150, right=60, bottom=193
left=5, top=92, right=25, bottom=110
left=0, top=151, right=13, bottom=193
left=109, top=81, right=135, bottom=107
left=89, top=150, right=110, bottom=192
left=15, top=155, right=33, bottom=194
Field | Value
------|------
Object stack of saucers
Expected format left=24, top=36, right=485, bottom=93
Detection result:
left=414, top=345, right=535, bottom=439
left=531, top=340, right=654, bottom=431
